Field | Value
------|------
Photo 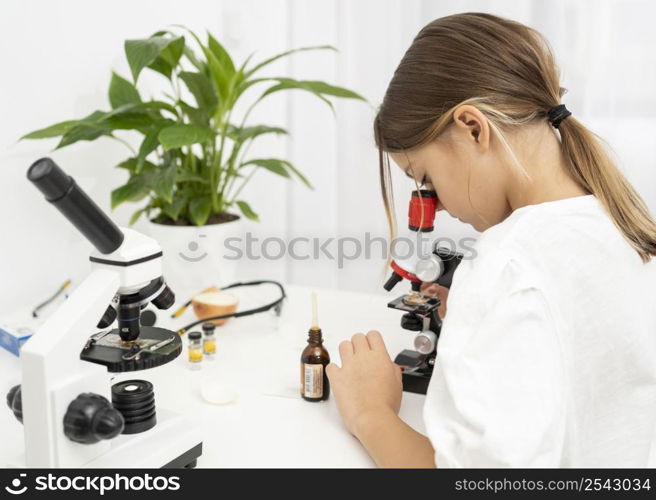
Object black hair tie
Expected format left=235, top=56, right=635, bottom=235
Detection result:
left=547, top=104, right=571, bottom=129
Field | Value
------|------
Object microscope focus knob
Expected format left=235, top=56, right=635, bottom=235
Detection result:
left=414, top=330, right=438, bottom=354
left=6, top=385, right=23, bottom=423
left=63, top=393, right=124, bottom=444
left=400, top=313, right=423, bottom=331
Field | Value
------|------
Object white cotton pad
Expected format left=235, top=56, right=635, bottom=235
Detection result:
left=200, top=380, right=238, bottom=405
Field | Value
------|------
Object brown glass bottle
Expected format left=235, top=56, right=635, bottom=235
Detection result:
left=300, top=327, right=330, bottom=402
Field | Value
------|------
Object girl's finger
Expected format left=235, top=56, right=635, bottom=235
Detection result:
left=351, top=332, right=370, bottom=353
left=394, top=363, right=403, bottom=382
left=339, top=340, right=354, bottom=361
left=326, top=363, right=340, bottom=381
left=366, top=330, right=387, bottom=352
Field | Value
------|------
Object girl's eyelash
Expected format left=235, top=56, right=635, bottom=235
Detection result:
left=420, top=175, right=428, bottom=186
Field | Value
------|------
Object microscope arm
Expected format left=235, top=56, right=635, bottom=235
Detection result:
left=20, top=268, right=119, bottom=467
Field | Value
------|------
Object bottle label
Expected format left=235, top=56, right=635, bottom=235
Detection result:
left=303, top=363, right=323, bottom=398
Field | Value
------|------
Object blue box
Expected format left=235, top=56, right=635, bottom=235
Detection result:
left=0, top=325, right=32, bottom=356
left=0, top=309, right=43, bottom=357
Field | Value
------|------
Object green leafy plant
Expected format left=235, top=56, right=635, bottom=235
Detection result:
left=22, top=27, right=366, bottom=226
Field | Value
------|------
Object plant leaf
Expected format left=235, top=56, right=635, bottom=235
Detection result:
left=234, top=77, right=273, bottom=100
left=145, top=57, right=172, bottom=79
left=147, top=36, right=185, bottom=79
left=241, top=158, right=312, bottom=188
left=174, top=26, right=234, bottom=106
left=127, top=100, right=178, bottom=116
left=158, top=124, right=214, bottom=150
left=152, top=163, right=177, bottom=202
left=161, top=197, right=186, bottom=221
left=241, top=158, right=290, bottom=178
left=136, top=132, right=158, bottom=171
left=244, top=45, right=335, bottom=78
left=204, top=47, right=230, bottom=102
left=183, top=45, right=205, bottom=72
left=283, top=159, right=312, bottom=188
left=129, top=207, right=148, bottom=225
left=178, top=100, right=209, bottom=127
left=207, top=32, right=235, bottom=75
left=179, top=71, right=218, bottom=113
left=108, top=72, right=141, bottom=109
left=227, top=124, right=287, bottom=142
left=124, top=36, right=179, bottom=83
left=103, top=112, right=156, bottom=131
left=56, top=125, right=112, bottom=149
left=136, top=119, right=174, bottom=171
left=188, top=195, right=212, bottom=226
left=277, top=79, right=366, bottom=100
left=111, top=180, right=149, bottom=209
left=260, top=78, right=366, bottom=111
left=158, top=36, right=185, bottom=67
left=177, top=171, right=209, bottom=184
left=21, top=120, right=78, bottom=140
left=263, top=80, right=332, bottom=111
left=117, top=158, right=138, bottom=173
left=236, top=200, right=259, bottom=221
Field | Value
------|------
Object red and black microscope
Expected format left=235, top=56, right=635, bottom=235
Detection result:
left=383, top=190, right=463, bottom=394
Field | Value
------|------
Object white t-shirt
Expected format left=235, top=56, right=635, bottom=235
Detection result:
left=423, top=194, right=656, bottom=467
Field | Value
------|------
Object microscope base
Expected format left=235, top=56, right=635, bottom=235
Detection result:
left=401, top=370, right=431, bottom=394
left=395, top=349, right=433, bottom=395
left=8, top=408, right=202, bottom=468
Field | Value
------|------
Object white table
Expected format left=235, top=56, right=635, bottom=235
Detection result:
left=0, top=284, right=426, bottom=468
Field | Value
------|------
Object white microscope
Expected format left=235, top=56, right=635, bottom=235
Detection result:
left=5, top=157, right=202, bottom=468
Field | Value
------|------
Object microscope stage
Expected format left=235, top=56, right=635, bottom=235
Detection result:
left=80, top=326, right=182, bottom=372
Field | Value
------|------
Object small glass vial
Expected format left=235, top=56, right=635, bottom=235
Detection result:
left=202, top=322, right=216, bottom=359
left=300, top=327, right=330, bottom=402
left=188, top=331, right=203, bottom=369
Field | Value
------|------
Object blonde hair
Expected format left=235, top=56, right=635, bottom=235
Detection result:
left=374, top=12, right=656, bottom=262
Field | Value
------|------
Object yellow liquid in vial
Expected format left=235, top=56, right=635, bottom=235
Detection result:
left=204, top=339, right=216, bottom=355
left=188, top=347, right=203, bottom=363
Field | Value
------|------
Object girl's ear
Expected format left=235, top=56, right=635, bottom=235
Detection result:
left=452, top=105, right=490, bottom=152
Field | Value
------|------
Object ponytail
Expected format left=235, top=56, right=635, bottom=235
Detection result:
left=557, top=117, right=656, bottom=262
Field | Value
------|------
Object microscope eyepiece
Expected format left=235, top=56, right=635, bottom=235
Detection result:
left=27, top=157, right=125, bottom=254
left=27, top=157, right=73, bottom=201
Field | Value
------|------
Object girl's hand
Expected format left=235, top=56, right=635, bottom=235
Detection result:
left=420, top=282, right=449, bottom=319
left=326, top=330, right=402, bottom=437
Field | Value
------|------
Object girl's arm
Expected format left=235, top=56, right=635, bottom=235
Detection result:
left=353, top=409, right=436, bottom=468
left=326, top=330, right=437, bottom=468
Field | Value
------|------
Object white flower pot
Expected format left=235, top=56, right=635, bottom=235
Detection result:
left=145, top=217, right=242, bottom=300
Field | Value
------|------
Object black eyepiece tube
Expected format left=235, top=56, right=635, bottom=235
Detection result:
left=27, top=157, right=124, bottom=254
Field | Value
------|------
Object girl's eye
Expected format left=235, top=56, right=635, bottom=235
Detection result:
left=420, top=175, right=428, bottom=187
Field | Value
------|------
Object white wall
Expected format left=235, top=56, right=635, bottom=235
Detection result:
left=2, top=0, right=655, bottom=313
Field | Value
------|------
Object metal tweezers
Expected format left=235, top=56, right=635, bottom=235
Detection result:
left=121, top=336, right=176, bottom=361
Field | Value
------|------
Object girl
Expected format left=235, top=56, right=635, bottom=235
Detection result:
left=326, top=12, right=656, bottom=468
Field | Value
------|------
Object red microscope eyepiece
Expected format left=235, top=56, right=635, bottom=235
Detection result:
left=408, top=190, right=438, bottom=232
